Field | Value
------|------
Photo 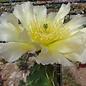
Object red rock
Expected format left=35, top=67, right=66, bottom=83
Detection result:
left=79, top=63, right=86, bottom=68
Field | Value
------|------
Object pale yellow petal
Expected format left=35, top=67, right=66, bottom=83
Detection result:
left=36, top=46, right=72, bottom=66
left=54, top=3, right=70, bottom=22
left=0, top=42, right=35, bottom=62
left=18, top=29, right=31, bottom=43
left=47, top=12, right=57, bottom=20
left=13, top=2, right=33, bottom=29
left=0, top=12, right=9, bottom=22
left=65, top=53, right=82, bottom=62
left=0, top=22, right=19, bottom=41
left=33, top=5, right=47, bottom=22
left=80, top=28, right=86, bottom=33
left=7, top=13, right=22, bottom=32
left=49, top=32, right=86, bottom=54
left=65, top=49, right=86, bottom=63
left=21, top=2, right=34, bottom=21
left=64, top=15, right=86, bottom=32
left=0, top=15, right=31, bottom=43
left=79, top=49, right=86, bottom=63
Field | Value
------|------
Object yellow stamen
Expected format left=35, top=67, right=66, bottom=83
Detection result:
left=28, top=20, right=71, bottom=46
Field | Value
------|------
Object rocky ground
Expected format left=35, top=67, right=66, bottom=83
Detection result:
left=69, top=67, right=86, bottom=86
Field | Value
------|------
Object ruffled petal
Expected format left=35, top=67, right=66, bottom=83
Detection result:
left=33, top=5, right=47, bottom=22
left=36, top=46, right=72, bottom=66
left=36, top=31, right=86, bottom=66
left=0, top=42, right=35, bottom=62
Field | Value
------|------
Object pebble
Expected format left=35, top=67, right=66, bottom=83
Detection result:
left=0, top=62, right=3, bottom=65
left=6, top=63, right=11, bottom=66
left=16, top=71, right=22, bottom=78
left=80, top=77, right=83, bottom=79
left=8, top=81, right=14, bottom=86
left=9, top=72, right=17, bottom=79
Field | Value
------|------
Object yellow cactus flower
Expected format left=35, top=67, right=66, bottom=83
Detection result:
left=0, top=2, right=86, bottom=66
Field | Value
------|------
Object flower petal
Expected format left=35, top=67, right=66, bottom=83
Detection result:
left=49, top=32, right=86, bottom=54
left=65, top=49, right=86, bottom=63
left=47, top=12, right=57, bottom=20
left=7, top=13, right=22, bottom=32
left=0, top=12, right=9, bottom=23
left=13, top=2, right=33, bottom=29
left=64, top=15, right=86, bottom=32
left=54, top=3, right=70, bottom=22
left=80, top=28, right=86, bottom=33
left=21, top=2, right=34, bottom=21
left=79, top=49, right=86, bottom=63
left=33, top=5, right=47, bottom=22
left=0, top=21, right=31, bottom=42
left=0, top=42, right=35, bottom=62
left=0, top=22, right=19, bottom=41
left=36, top=46, right=72, bottom=66
left=18, top=29, right=31, bottom=43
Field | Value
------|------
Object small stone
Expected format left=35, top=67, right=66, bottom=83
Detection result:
left=75, top=77, right=78, bottom=79
left=9, top=72, right=17, bottom=79
left=6, top=63, right=11, bottom=66
left=23, top=71, right=30, bottom=82
left=0, top=62, right=3, bottom=65
left=80, top=77, right=82, bottom=79
left=8, top=81, right=14, bottom=86
left=16, top=71, right=22, bottom=78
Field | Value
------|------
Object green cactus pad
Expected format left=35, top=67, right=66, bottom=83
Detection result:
left=26, top=63, right=58, bottom=86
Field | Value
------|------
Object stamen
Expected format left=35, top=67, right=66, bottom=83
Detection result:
left=29, top=21, right=70, bottom=46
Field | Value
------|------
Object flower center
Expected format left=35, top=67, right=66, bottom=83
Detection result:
left=28, top=20, right=70, bottom=46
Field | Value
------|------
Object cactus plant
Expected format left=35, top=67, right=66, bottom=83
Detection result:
left=18, top=62, right=61, bottom=86
left=26, top=63, right=59, bottom=86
